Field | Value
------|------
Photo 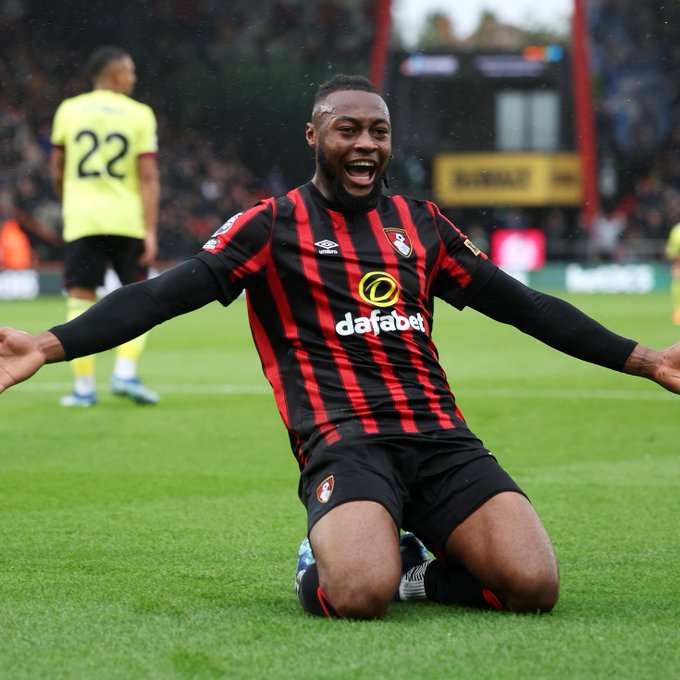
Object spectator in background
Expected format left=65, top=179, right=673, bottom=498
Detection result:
left=590, top=206, right=626, bottom=262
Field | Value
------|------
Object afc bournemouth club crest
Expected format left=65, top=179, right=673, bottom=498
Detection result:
left=384, top=228, right=412, bottom=257
left=316, top=475, right=334, bottom=503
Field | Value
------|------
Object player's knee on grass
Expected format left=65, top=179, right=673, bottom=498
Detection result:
left=500, top=559, right=560, bottom=613
left=306, top=502, right=402, bottom=618
left=297, top=562, right=396, bottom=619
left=326, top=553, right=401, bottom=619
left=325, top=581, right=394, bottom=619
left=322, top=562, right=399, bottom=619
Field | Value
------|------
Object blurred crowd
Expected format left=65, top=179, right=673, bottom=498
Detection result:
left=587, top=0, right=680, bottom=263
left=2, top=0, right=680, bottom=267
left=0, top=0, right=377, bottom=263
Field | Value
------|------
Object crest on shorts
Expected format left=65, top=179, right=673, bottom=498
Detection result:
left=316, top=475, right=334, bottom=503
left=384, top=228, right=413, bottom=258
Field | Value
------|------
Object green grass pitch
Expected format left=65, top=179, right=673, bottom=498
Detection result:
left=1, top=292, right=678, bottom=679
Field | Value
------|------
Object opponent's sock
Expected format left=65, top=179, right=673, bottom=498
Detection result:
left=296, top=563, right=342, bottom=618
left=113, top=333, right=148, bottom=380
left=401, top=559, right=504, bottom=611
left=73, top=373, right=96, bottom=396
left=67, top=297, right=96, bottom=393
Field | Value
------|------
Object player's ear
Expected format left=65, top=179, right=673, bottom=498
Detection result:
left=305, top=122, right=317, bottom=149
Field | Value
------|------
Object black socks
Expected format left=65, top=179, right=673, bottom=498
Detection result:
left=297, top=563, right=342, bottom=618
left=424, top=560, right=504, bottom=610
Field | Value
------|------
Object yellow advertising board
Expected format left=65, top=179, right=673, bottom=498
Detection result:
left=433, top=153, right=582, bottom=207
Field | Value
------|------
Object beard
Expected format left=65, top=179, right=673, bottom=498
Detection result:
left=316, top=146, right=387, bottom=213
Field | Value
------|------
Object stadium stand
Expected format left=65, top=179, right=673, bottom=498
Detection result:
left=0, top=0, right=377, bottom=262
left=587, top=0, right=680, bottom=262
left=1, top=0, right=680, bottom=266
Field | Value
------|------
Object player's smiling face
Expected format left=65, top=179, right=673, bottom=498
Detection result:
left=307, top=89, right=391, bottom=211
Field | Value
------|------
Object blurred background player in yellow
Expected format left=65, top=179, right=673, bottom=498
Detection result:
left=50, top=46, right=160, bottom=406
left=666, top=222, right=680, bottom=325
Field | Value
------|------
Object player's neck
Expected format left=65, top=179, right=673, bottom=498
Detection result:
left=93, top=81, right=123, bottom=94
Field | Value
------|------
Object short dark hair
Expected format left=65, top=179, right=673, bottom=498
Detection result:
left=87, top=46, right=129, bottom=81
left=313, top=74, right=380, bottom=105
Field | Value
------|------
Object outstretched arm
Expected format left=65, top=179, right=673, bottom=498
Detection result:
left=468, top=268, right=680, bottom=393
left=0, top=258, right=229, bottom=394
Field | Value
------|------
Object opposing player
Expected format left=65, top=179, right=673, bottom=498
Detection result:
left=50, top=45, right=160, bottom=406
left=665, top=221, right=680, bottom=324
left=2, top=75, right=680, bottom=620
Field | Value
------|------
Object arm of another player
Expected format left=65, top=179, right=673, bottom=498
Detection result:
left=138, top=153, right=160, bottom=266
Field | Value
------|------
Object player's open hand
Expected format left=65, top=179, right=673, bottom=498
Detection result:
left=655, top=340, right=680, bottom=394
left=622, top=341, right=680, bottom=394
left=0, top=327, right=47, bottom=393
left=625, top=340, right=680, bottom=394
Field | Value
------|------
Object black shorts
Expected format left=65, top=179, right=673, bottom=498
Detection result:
left=298, top=428, right=526, bottom=555
left=63, top=235, right=147, bottom=290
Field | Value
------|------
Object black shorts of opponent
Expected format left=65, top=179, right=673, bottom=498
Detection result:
left=63, top=235, right=147, bottom=290
left=298, top=427, right=526, bottom=557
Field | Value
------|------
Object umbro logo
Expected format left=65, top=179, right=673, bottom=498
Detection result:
left=315, top=239, right=339, bottom=255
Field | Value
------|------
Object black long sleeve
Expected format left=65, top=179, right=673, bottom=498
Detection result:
left=50, top=258, right=229, bottom=360
left=467, top=268, right=637, bottom=371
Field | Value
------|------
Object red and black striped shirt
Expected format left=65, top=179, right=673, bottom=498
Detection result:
left=196, top=182, right=497, bottom=465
